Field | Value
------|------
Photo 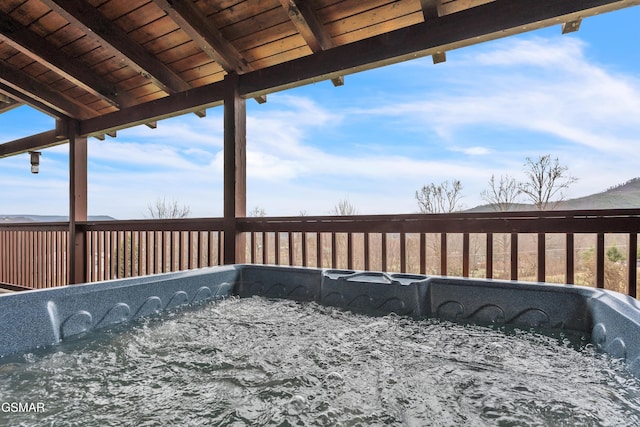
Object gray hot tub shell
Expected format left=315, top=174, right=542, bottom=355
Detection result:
left=2, top=264, right=640, bottom=376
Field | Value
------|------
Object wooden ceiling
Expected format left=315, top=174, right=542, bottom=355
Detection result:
left=0, top=0, right=638, bottom=154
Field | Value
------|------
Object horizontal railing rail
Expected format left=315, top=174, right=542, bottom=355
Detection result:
left=238, top=209, right=640, bottom=297
left=0, top=210, right=638, bottom=297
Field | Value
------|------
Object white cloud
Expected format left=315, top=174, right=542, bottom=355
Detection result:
left=3, top=32, right=639, bottom=218
left=451, top=146, right=491, bottom=155
left=354, top=36, right=640, bottom=155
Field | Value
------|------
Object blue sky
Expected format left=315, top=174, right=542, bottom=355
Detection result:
left=1, top=7, right=639, bottom=219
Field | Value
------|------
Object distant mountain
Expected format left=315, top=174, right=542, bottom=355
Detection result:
left=467, top=177, right=640, bottom=212
left=0, top=215, right=116, bottom=223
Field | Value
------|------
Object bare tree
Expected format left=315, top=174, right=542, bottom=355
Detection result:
left=519, top=155, right=577, bottom=210
left=248, top=206, right=266, bottom=217
left=331, top=199, right=358, bottom=215
left=481, top=174, right=521, bottom=212
left=147, top=197, right=190, bottom=219
left=416, top=180, right=464, bottom=213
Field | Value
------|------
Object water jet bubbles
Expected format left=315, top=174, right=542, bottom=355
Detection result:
left=325, top=371, right=344, bottom=384
left=285, top=394, right=307, bottom=415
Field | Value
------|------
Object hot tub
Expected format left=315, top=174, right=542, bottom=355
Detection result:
left=3, top=264, right=639, bottom=369
left=1, top=265, right=640, bottom=424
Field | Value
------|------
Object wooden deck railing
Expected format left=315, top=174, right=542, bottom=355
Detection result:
left=0, top=222, right=69, bottom=288
left=1, top=209, right=638, bottom=297
left=82, top=218, right=225, bottom=283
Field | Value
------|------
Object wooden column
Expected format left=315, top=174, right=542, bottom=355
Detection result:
left=223, top=72, right=246, bottom=265
left=68, top=120, right=88, bottom=283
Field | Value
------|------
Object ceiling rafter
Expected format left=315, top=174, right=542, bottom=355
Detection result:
left=420, top=0, right=441, bottom=19
left=152, top=0, right=270, bottom=105
left=0, top=82, right=62, bottom=118
left=76, top=0, right=638, bottom=140
left=40, top=0, right=191, bottom=95
left=0, top=61, right=96, bottom=119
left=420, top=0, right=447, bottom=63
left=562, top=19, right=582, bottom=33
left=151, top=0, right=250, bottom=74
left=278, top=0, right=343, bottom=86
left=1, top=0, right=638, bottom=159
left=0, top=130, right=66, bottom=158
left=0, top=11, right=135, bottom=109
left=0, top=96, right=20, bottom=114
left=279, top=0, right=333, bottom=51
left=242, top=0, right=637, bottom=98
left=80, top=81, right=225, bottom=137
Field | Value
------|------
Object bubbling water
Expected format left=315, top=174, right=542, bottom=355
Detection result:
left=2, top=296, right=640, bottom=426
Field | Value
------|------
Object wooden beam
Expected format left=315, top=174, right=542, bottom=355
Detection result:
left=432, top=51, right=447, bottom=63
left=0, top=59, right=98, bottom=119
left=420, top=1, right=449, bottom=63
left=239, top=0, right=639, bottom=99
left=68, top=120, right=88, bottom=284
left=330, top=76, right=344, bottom=87
left=55, top=118, right=68, bottom=139
left=420, top=0, right=441, bottom=19
left=280, top=0, right=334, bottom=52
left=42, top=0, right=191, bottom=94
left=79, top=81, right=225, bottom=137
left=562, top=19, right=582, bottom=33
left=279, top=0, right=345, bottom=87
left=223, top=72, right=246, bottom=265
left=152, top=0, right=250, bottom=73
left=0, top=81, right=69, bottom=119
left=0, top=97, right=20, bottom=114
left=77, top=0, right=638, bottom=137
left=0, top=11, right=135, bottom=108
left=438, top=0, right=496, bottom=15
left=0, top=130, right=67, bottom=158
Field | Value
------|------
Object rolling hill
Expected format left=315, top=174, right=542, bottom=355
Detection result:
left=467, top=178, right=640, bottom=212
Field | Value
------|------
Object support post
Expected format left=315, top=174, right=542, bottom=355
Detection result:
left=68, top=120, right=88, bottom=283
left=223, top=72, right=247, bottom=265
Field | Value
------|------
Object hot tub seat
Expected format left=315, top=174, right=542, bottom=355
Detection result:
left=1, top=264, right=640, bottom=375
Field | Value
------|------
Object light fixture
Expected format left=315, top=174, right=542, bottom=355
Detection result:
left=29, top=151, right=41, bottom=174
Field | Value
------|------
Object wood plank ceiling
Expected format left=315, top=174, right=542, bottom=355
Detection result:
left=0, top=0, right=638, bottom=154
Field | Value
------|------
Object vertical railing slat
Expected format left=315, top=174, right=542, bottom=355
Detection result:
left=596, top=232, right=605, bottom=289
left=316, top=232, right=322, bottom=268
left=331, top=232, right=336, bottom=269
left=566, top=233, right=574, bottom=284
left=302, top=232, right=308, bottom=267
left=364, top=232, right=370, bottom=271
left=486, top=233, right=493, bottom=279
left=400, top=232, right=406, bottom=273
left=440, top=233, right=447, bottom=276
left=381, top=233, right=387, bottom=272
left=629, top=233, right=637, bottom=298
left=537, top=232, right=545, bottom=282
left=288, top=232, right=294, bottom=266
left=510, top=233, right=518, bottom=280
left=462, top=233, right=470, bottom=277
left=420, top=233, right=426, bottom=275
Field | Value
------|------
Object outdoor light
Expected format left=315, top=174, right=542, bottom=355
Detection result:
left=29, top=151, right=41, bottom=174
